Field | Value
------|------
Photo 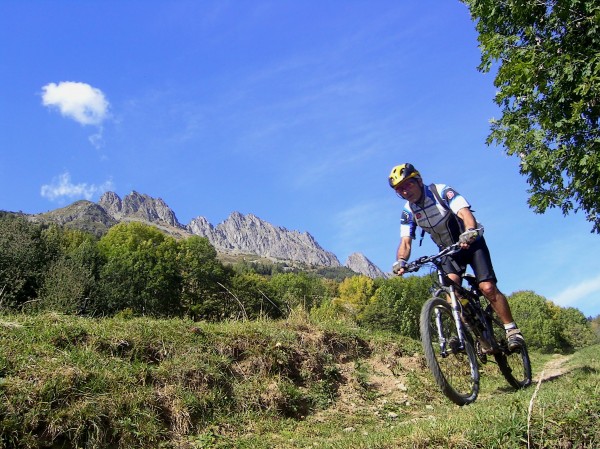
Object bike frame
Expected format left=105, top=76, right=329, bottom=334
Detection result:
left=410, top=240, right=533, bottom=404
left=408, top=243, right=504, bottom=358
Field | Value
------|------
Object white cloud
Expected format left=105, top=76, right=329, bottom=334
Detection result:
left=89, top=129, right=105, bottom=149
left=552, top=274, right=600, bottom=309
left=41, top=81, right=110, bottom=126
left=41, top=172, right=114, bottom=202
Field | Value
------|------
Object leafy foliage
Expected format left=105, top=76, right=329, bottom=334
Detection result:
left=360, top=276, right=431, bottom=339
left=178, top=236, right=230, bottom=319
left=508, top=290, right=599, bottom=353
left=96, top=222, right=182, bottom=317
left=0, top=213, right=597, bottom=355
left=591, top=314, right=600, bottom=339
left=38, top=226, right=101, bottom=314
left=314, top=265, right=358, bottom=282
left=335, top=275, right=375, bottom=318
left=228, top=272, right=283, bottom=320
left=555, top=306, right=598, bottom=350
left=508, top=290, right=563, bottom=352
left=0, top=214, right=48, bottom=308
left=462, top=0, right=600, bottom=231
left=269, top=272, right=328, bottom=312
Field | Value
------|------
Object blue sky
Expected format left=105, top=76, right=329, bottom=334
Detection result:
left=1, top=1, right=598, bottom=318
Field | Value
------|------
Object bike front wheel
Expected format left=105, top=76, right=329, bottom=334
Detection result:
left=420, top=297, right=480, bottom=405
left=488, top=312, right=532, bottom=389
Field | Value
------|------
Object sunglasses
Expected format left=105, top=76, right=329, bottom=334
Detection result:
left=395, top=178, right=419, bottom=193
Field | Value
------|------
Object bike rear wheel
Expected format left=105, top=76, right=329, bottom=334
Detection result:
left=488, top=312, right=532, bottom=389
left=420, top=297, right=480, bottom=405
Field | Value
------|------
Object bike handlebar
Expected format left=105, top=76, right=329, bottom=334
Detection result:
left=404, top=242, right=462, bottom=273
left=400, top=228, right=483, bottom=274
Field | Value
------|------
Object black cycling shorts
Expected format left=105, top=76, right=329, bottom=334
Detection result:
left=440, top=237, right=497, bottom=284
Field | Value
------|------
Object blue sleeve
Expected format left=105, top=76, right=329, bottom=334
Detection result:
left=400, top=204, right=416, bottom=239
left=439, top=185, right=470, bottom=213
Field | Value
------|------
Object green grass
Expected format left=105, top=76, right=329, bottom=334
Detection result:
left=0, top=313, right=598, bottom=448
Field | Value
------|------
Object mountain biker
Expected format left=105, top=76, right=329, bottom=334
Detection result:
left=388, top=163, right=525, bottom=351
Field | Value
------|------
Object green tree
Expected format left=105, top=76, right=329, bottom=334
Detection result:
left=40, top=257, right=96, bottom=314
left=97, top=222, right=181, bottom=317
left=228, top=272, right=283, bottom=320
left=269, top=272, right=327, bottom=313
left=177, top=236, right=229, bottom=318
left=334, top=276, right=375, bottom=319
left=508, top=290, right=563, bottom=352
left=462, top=0, right=600, bottom=231
left=0, top=214, right=47, bottom=309
left=555, top=306, right=598, bottom=350
left=39, top=227, right=101, bottom=314
left=591, top=314, right=600, bottom=340
left=360, top=275, right=430, bottom=339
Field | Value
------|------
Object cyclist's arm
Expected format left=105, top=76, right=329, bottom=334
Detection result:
left=457, top=207, right=477, bottom=230
left=397, top=236, right=412, bottom=261
left=394, top=236, right=413, bottom=276
left=457, top=207, right=478, bottom=249
left=395, top=204, right=415, bottom=275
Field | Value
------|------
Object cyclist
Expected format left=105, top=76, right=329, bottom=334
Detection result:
left=389, top=163, right=525, bottom=351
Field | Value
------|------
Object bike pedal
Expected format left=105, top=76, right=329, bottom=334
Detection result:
left=477, top=340, right=494, bottom=355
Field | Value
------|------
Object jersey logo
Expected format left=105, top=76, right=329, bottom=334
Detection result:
left=446, top=190, right=455, bottom=200
left=415, top=212, right=422, bottom=219
left=400, top=210, right=411, bottom=225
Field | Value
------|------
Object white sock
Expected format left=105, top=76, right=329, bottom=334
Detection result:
left=504, top=322, right=517, bottom=331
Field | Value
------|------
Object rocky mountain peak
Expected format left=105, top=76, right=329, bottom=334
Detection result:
left=345, top=252, right=388, bottom=279
left=99, top=191, right=182, bottom=229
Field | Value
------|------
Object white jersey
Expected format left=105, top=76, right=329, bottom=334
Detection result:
left=400, top=183, right=477, bottom=248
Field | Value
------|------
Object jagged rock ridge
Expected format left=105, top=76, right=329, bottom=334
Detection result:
left=188, top=212, right=341, bottom=267
left=99, top=191, right=182, bottom=229
left=31, top=191, right=386, bottom=277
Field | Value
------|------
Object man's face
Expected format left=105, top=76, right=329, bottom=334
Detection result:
left=395, top=178, right=422, bottom=203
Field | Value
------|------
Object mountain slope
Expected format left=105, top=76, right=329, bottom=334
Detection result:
left=28, top=200, right=117, bottom=236
left=27, top=191, right=386, bottom=277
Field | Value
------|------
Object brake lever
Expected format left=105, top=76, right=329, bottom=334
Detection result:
left=405, top=259, right=425, bottom=272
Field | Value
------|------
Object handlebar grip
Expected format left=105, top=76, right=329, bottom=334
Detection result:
left=405, top=264, right=420, bottom=273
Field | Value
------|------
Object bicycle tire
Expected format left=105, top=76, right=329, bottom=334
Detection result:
left=420, top=297, right=480, bottom=405
left=488, top=312, right=532, bottom=389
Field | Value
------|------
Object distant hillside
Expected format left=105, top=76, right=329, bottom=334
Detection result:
left=24, top=191, right=388, bottom=278
left=28, top=200, right=117, bottom=236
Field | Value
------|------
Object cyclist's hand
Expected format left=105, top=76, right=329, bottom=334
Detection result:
left=459, top=228, right=479, bottom=248
left=392, top=259, right=407, bottom=276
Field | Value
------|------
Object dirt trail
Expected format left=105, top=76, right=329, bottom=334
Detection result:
left=534, top=353, right=572, bottom=383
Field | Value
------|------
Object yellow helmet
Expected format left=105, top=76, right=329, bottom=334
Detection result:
left=388, top=163, right=421, bottom=189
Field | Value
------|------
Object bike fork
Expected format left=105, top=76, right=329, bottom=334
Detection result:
left=434, top=308, right=448, bottom=355
left=435, top=289, right=466, bottom=356
left=448, top=289, right=467, bottom=349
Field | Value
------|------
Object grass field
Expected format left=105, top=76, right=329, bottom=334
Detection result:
left=1, top=312, right=598, bottom=448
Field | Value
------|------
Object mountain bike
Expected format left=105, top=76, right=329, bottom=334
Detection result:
left=404, top=242, right=532, bottom=405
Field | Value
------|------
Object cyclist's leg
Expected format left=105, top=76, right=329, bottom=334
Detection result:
left=478, top=280, right=513, bottom=324
left=469, top=239, right=525, bottom=349
left=467, top=238, right=514, bottom=324
left=441, top=256, right=465, bottom=286
left=441, top=256, right=465, bottom=303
